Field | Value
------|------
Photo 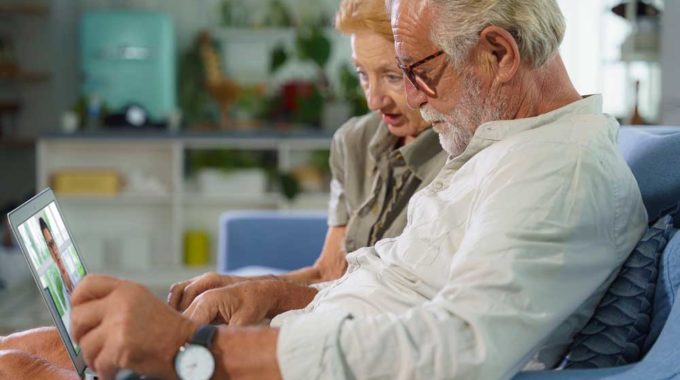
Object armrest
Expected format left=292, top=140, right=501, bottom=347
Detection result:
left=513, top=365, right=636, bottom=380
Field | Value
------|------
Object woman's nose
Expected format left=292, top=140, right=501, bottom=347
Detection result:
left=365, top=82, right=387, bottom=110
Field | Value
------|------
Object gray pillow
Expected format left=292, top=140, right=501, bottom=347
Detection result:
left=561, top=214, right=674, bottom=368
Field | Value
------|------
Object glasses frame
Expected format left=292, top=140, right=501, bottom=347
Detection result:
left=396, top=50, right=445, bottom=97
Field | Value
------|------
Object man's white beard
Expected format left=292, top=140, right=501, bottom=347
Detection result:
left=420, top=70, right=506, bottom=156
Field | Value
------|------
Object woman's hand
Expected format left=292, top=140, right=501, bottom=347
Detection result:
left=167, top=272, right=249, bottom=311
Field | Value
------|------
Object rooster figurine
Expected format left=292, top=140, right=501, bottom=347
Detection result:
left=198, top=31, right=241, bottom=129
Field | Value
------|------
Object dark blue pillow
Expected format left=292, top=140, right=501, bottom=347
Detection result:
left=561, top=215, right=674, bottom=369
left=642, top=229, right=680, bottom=352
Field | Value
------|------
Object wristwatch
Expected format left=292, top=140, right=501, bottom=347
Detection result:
left=174, top=325, right=217, bottom=380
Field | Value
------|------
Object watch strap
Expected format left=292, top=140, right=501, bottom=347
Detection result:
left=189, top=324, right=218, bottom=349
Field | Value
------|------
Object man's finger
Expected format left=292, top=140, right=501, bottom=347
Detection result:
left=72, top=275, right=122, bottom=306
left=183, top=297, right=220, bottom=325
left=71, top=297, right=108, bottom=343
left=167, top=281, right=188, bottom=310
left=77, top=323, right=107, bottom=373
left=179, top=282, right=209, bottom=311
left=93, top=341, right=121, bottom=380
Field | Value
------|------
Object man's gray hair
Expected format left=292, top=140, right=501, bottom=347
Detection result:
left=428, top=0, right=566, bottom=68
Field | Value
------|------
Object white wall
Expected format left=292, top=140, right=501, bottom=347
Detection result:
left=660, top=0, right=680, bottom=125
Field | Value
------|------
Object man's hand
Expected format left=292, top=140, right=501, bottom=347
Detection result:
left=184, top=280, right=319, bottom=326
left=183, top=281, right=278, bottom=326
left=167, top=272, right=250, bottom=311
left=71, top=275, right=198, bottom=380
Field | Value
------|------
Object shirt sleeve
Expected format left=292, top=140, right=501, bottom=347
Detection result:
left=275, top=142, right=647, bottom=380
left=327, top=128, right=350, bottom=226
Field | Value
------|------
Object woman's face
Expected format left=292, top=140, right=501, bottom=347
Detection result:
left=351, top=31, right=430, bottom=143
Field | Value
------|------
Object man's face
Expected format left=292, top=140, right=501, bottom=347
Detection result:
left=42, top=227, right=67, bottom=274
left=391, top=0, right=509, bottom=156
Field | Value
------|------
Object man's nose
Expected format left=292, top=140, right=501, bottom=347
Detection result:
left=404, top=77, right=427, bottom=110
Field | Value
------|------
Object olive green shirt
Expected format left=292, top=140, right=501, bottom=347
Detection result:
left=328, top=112, right=447, bottom=253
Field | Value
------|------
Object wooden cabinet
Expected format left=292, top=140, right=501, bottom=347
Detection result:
left=37, top=131, right=332, bottom=289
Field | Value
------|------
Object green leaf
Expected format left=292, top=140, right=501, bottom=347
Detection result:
left=270, top=44, right=288, bottom=73
left=295, top=26, right=331, bottom=69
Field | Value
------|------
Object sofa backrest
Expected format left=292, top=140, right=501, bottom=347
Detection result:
left=617, top=127, right=680, bottom=223
left=616, top=126, right=680, bottom=356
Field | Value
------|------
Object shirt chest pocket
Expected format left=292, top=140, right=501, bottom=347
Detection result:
left=392, top=220, right=453, bottom=266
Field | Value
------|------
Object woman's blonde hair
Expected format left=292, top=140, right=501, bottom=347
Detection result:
left=335, top=0, right=394, bottom=42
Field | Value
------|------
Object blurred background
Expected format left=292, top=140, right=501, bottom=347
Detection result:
left=0, top=0, right=677, bottom=331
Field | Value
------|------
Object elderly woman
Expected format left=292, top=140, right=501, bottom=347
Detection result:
left=166, top=0, right=446, bottom=310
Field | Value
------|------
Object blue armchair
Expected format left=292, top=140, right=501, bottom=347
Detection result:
left=217, top=210, right=327, bottom=274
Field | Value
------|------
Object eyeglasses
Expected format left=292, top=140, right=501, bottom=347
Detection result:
left=396, top=50, right=445, bottom=97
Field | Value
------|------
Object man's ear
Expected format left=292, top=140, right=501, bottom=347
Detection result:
left=477, top=25, right=520, bottom=83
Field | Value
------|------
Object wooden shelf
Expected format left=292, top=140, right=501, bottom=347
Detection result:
left=0, top=4, right=49, bottom=16
left=57, top=193, right=173, bottom=205
left=0, top=71, right=51, bottom=83
left=0, top=138, right=34, bottom=149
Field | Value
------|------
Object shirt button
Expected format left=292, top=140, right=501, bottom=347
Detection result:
left=432, top=182, right=444, bottom=191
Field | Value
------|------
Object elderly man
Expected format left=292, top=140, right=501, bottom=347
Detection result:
left=1, top=0, right=646, bottom=379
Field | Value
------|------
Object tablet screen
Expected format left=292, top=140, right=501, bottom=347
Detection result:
left=16, top=201, right=86, bottom=353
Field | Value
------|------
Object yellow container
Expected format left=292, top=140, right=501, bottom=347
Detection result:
left=183, top=230, right=210, bottom=266
left=51, top=170, right=121, bottom=196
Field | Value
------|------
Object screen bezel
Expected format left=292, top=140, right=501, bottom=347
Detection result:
left=7, top=188, right=89, bottom=377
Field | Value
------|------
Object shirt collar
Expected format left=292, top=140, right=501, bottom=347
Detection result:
left=368, top=119, right=444, bottom=181
left=449, top=95, right=603, bottom=166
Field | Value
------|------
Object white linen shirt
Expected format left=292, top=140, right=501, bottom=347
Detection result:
left=272, top=96, right=648, bottom=380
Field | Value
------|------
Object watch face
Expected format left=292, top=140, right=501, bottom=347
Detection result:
left=175, top=345, right=215, bottom=380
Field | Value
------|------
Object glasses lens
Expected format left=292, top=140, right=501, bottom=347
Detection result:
left=414, top=74, right=436, bottom=97
left=396, top=57, right=437, bottom=96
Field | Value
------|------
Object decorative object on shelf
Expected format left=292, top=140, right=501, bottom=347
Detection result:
left=198, top=31, right=242, bottom=129
left=184, top=230, right=210, bottom=267
left=187, top=149, right=276, bottom=195
left=268, top=25, right=354, bottom=129
left=125, top=170, right=168, bottom=196
left=178, top=34, right=215, bottom=128
left=196, top=168, right=268, bottom=195
left=0, top=31, right=17, bottom=77
left=50, top=170, right=121, bottom=196
left=612, top=0, right=662, bottom=62
left=630, top=80, right=648, bottom=125
left=278, top=171, right=300, bottom=201
left=60, top=111, right=80, bottom=134
left=220, top=0, right=295, bottom=28
left=0, top=101, right=21, bottom=138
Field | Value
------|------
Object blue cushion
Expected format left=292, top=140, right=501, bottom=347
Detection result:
left=643, top=229, right=680, bottom=352
left=562, top=215, right=674, bottom=369
left=617, top=127, right=680, bottom=223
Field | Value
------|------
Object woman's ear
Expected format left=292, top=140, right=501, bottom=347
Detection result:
left=477, top=25, right=521, bottom=83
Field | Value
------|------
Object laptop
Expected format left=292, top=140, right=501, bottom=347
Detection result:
left=5, top=188, right=144, bottom=380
